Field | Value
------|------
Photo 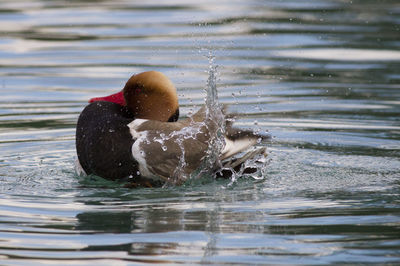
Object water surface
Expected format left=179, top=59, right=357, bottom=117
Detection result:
left=0, top=0, right=399, bottom=264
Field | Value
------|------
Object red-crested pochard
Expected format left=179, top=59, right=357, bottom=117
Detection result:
left=76, top=71, right=269, bottom=187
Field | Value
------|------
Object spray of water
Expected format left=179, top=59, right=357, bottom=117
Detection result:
left=154, top=52, right=268, bottom=186
left=203, top=54, right=226, bottom=169
left=153, top=53, right=227, bottom=185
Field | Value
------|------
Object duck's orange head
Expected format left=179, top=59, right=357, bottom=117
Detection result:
left=89, top=71, right=179, bottom=122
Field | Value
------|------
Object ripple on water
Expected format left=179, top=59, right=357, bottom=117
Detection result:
left=0, top=0, right=399, bottom=264
left=275, top=48, right=400, bottom=62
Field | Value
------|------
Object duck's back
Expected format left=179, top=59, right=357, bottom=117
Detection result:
left=76, top=101, right=139, bottom=180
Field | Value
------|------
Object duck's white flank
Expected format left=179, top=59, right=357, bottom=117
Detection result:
left=128, top=119, right=158, bottom=180
left=221, top=137, right=258, bottom=160
left=127, top=119, right=148, bottom=138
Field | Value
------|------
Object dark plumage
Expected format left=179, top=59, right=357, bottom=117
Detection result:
left=76, top=101, right=138, bottom=180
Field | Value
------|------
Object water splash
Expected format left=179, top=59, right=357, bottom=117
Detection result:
left=171, top=130, right=189, bottom=183
left=204, top=54, right=222, bottom=120
left=190, top=54, right=226, bottom=180
left=156, top=53, right=227, bottom=185
left=153, top=53, right=267, bottom=186
left=228, top=152, right=270, bottom=186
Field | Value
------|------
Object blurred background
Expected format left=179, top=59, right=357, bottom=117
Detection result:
left=0, top=0, right=399, bottom=264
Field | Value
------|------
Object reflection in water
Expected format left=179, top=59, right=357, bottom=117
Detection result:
left=70, top=182, right=400, bottom=262
left=0, top=0, right=399, bottom=264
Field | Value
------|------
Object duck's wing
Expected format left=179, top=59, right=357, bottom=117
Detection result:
left=188, top=105, right=270, bottom=160
left=128, top=106, right=270, bottom=184
left=127, top=111, right=211, bottom=184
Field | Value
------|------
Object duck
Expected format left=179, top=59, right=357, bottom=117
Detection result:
left=76, top=71, right=269, bottom=187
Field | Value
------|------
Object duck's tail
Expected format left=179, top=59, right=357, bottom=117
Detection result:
left=215, top=111, right=270, bottom=178
left=220, top=114, right=270, bottom=160
left=216, top=147, right=268, bottom=178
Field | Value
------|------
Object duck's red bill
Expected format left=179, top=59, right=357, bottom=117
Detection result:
left=89, top=90, right=126, bottom=106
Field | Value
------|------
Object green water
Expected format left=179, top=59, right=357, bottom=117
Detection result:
left=0, top=0, right=399, bottom=264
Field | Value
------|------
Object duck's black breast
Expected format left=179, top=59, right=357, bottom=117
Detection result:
left=76, top=101, right=139, bottom=180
